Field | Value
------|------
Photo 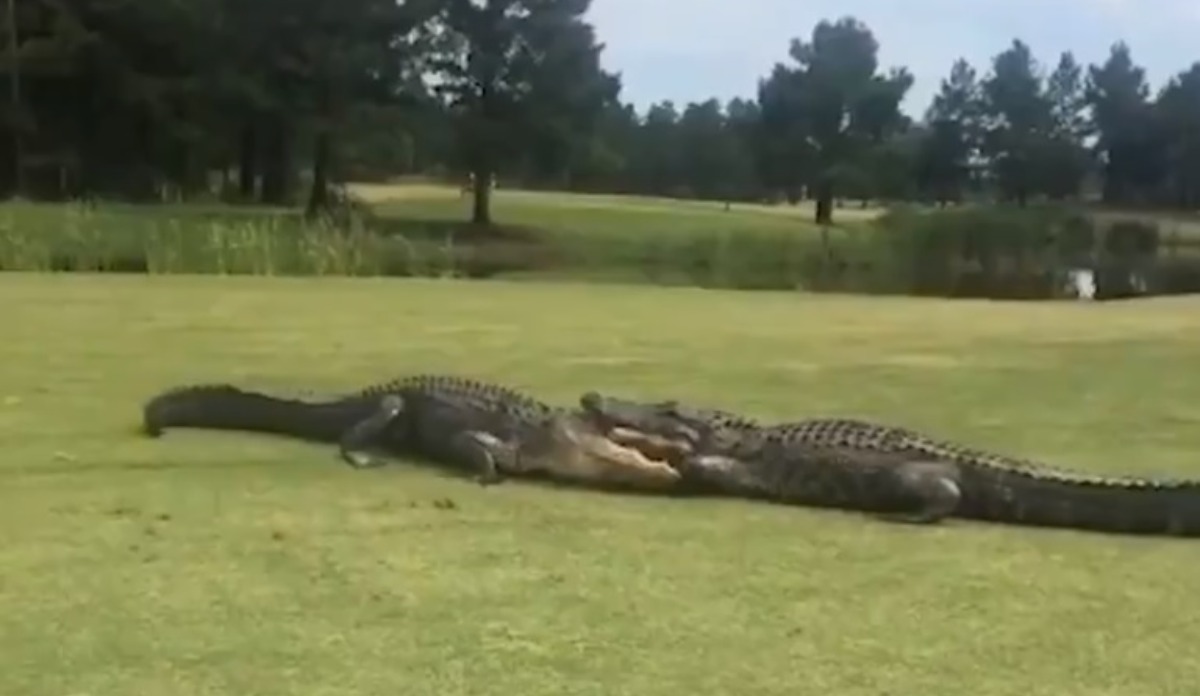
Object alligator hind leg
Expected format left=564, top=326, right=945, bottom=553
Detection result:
left=339, top=395, right=406, bottom=468
left=874, top=460, right=962, bottom=525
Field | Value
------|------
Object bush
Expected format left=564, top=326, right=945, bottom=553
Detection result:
left=853, top=205, right=1080, bottom=298
left=834, top=204, right=1176, bottom=300
left=1150, top=253, right=1200, bottom=295
left=545, top=224, right=826, bottom=290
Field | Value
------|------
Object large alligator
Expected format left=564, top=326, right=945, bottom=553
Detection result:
left=579, top=391, right=1200, bottom=537
left=141, top=374, right=686, bottom=490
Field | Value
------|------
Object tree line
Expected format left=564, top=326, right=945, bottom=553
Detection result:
left=1, top=1, right=1197, bottom=224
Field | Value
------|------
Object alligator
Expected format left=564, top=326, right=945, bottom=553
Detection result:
left=578, top=391, right=1200, bottom=537
left=140, top=374, right=686, bottom=490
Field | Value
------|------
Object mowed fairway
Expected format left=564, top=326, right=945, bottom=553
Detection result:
left=354, top=182, right=884, bottom=236
left=4, top=273, right=1200, bottom=696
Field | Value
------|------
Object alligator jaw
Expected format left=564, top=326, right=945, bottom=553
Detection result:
left=608, top=426, right=694, bottom=467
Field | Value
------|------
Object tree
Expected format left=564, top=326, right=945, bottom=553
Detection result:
left=868, top=126, right=921, bottom=202
left=0, top=0, right=431, bottom=209
left=1085, top=42, right=1161, bottom=204
left=11, top=3, right=1200, bottom=216
left=292, top=0, right=425, bottom=217
left=1, top=0, right=218, bottom=198
left=551, top=99, right=637, bottom=192
left=754, top=65, right=809, bottom=203
left=428, top=0, right=619, bottom=225
left=978, top=39, right=1050, bottom=204
left=721, top=97, right=762, bottom=202
left=628, top=101, right=681, bottom=195
left=1038, top=51, right=1091, bottom=199
left=918, top=58, right=983, bottom=204
left=755, top=17, right=911, bottom=223
left=1155, top=63, right=1200, bottom=208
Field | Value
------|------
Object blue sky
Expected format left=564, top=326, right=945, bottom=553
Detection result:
left=586, top=0, right=1199, bottom=117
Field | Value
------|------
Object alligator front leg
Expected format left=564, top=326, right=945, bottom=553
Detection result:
left=872, top=460, right=962, bottom=525
left=338, top=395, right=406, bottom=468
left=682, top=453, right=774, bottom=494
left=449, top=430, right=512, bottom=486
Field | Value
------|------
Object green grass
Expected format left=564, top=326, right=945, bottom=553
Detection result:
left=354, top=182, right=881, bottom=238
left=4, top=273, right=1200, bottom=695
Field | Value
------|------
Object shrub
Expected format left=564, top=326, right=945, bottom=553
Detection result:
left=836, top=204, right=1176, bottom=300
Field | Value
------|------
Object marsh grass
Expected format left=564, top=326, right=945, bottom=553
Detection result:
left=2, top=188, right=1198, bottom=296
left=0, top=201, right=468, bottom=277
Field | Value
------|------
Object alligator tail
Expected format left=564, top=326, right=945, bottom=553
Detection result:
left=141, top=384, right=377, bottom=445
left=962, top=465, right=1200, bottom=537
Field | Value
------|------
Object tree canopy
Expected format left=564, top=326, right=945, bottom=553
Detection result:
left=2, top=4, right=1197, bottom=223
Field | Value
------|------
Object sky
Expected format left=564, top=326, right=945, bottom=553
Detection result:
left=585, top=0, right=1199, bottom=117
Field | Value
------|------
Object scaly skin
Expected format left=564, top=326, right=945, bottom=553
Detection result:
left=579, top=392, right=1200, bottom=537
left=140, top=375, right=683, bottom=490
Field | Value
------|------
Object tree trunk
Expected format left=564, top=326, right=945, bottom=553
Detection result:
left=6, top=0, right=22, bottom=198
left=1102, top=160, right=1121, bottom=204
left=259, top=112, right=290, bottom=205
left=471, top=168, right=492, bottom=226
left=305, top=129, right=331, bottom=220
left=814, top=178, right=834, bottom=225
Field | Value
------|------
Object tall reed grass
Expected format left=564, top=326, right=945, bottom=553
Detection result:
left=3, top=199, right=1196, bottom=299
left=0, top=201, right=466, bottom=277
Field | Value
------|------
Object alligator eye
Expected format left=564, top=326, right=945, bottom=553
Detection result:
left=579, top=391, right=601, bottom=409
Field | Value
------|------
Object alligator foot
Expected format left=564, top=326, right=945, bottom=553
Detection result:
left=338, top=394, right=406, bottom=469
left=873, top=460, right=962, bottom=525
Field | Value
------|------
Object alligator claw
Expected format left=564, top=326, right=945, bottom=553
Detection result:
left=342, top=450, right=387, bottom=469
left=474, top=472, right=505, bottom=486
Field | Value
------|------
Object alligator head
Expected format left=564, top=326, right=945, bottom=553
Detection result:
left=577, top=391, right=725, bottom=465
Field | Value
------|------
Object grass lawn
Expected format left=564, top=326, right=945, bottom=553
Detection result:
left=354, top=181, right=1200, bottom=240
left=353, top=182, right=880, bottom=237
left=3, top=273, right=1200, bottom=695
